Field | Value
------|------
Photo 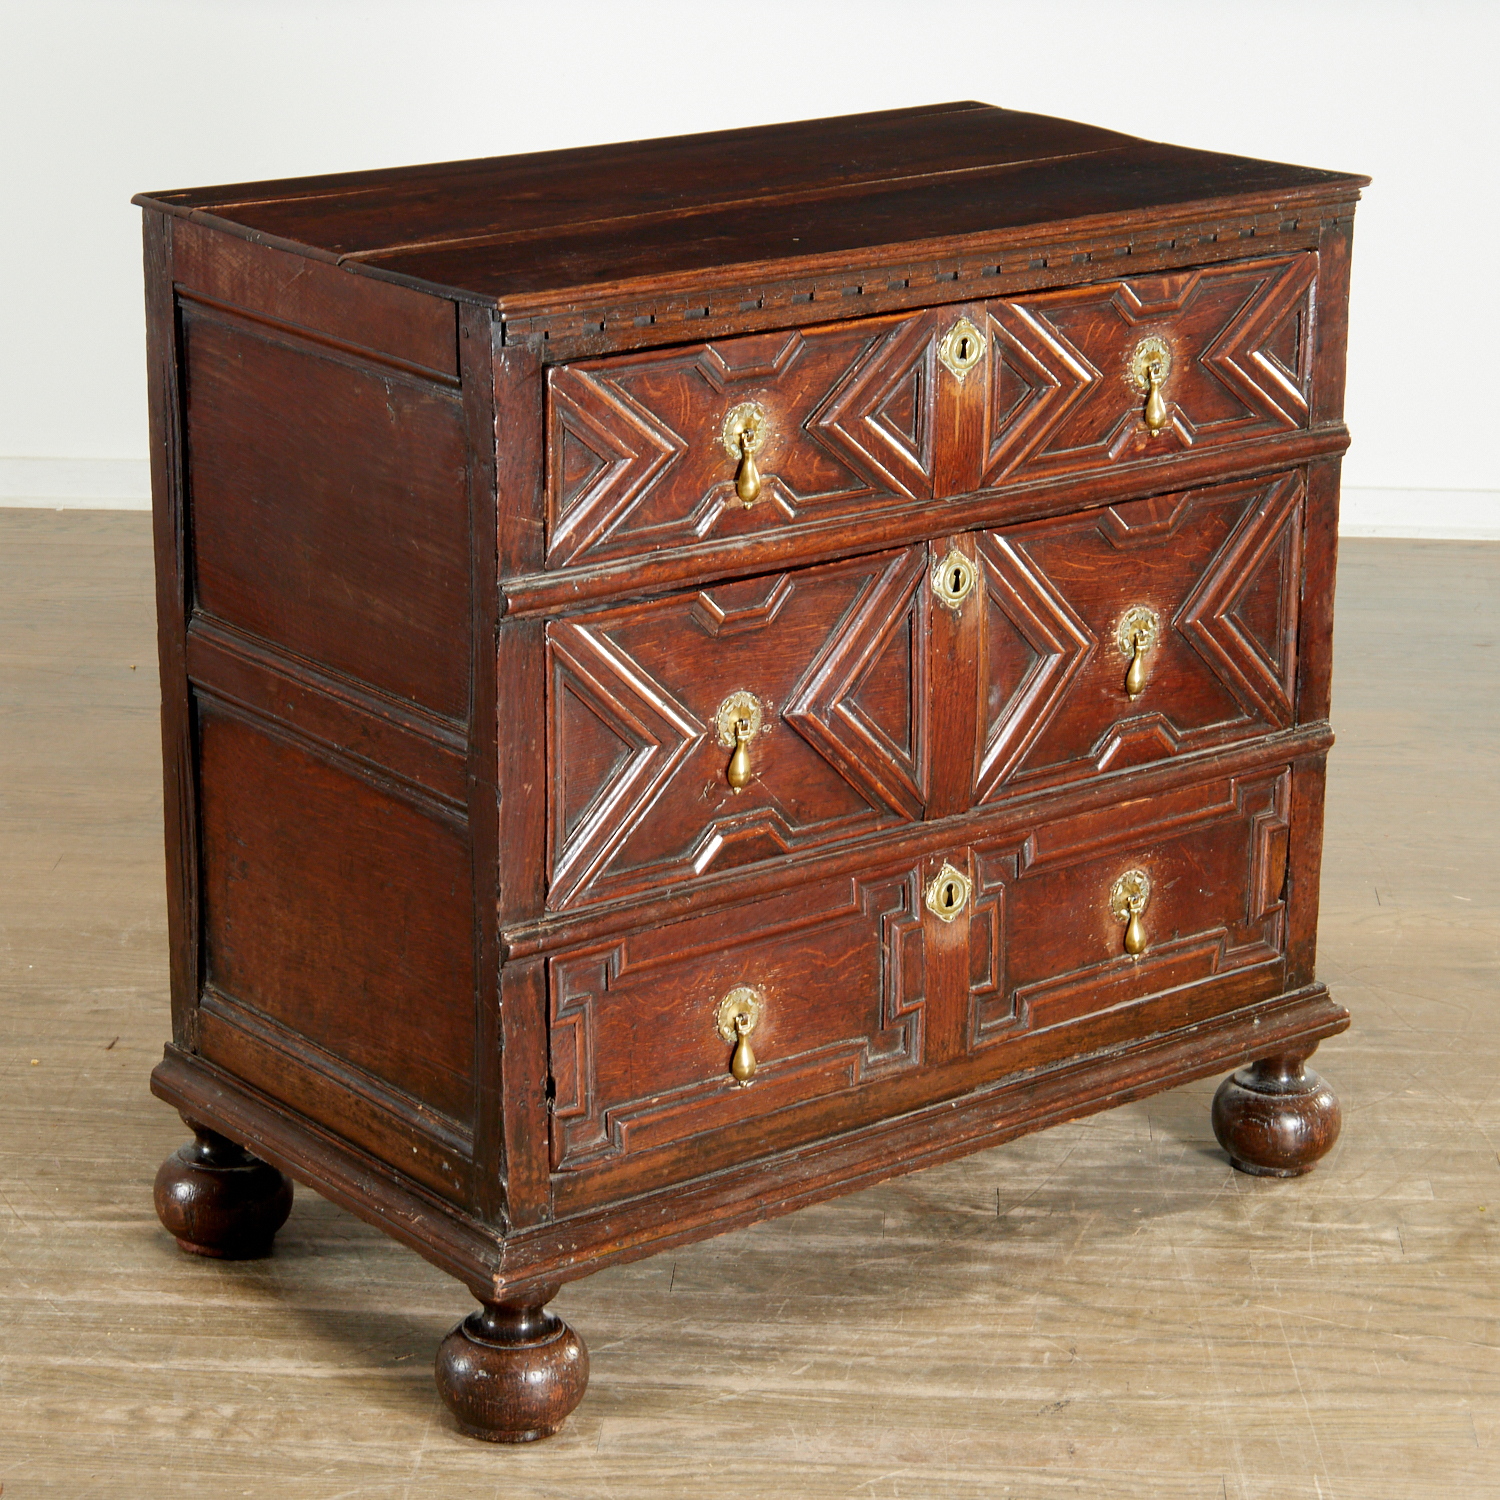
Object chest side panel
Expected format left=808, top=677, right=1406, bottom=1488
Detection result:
left=182, top=304, right=472, bottom=720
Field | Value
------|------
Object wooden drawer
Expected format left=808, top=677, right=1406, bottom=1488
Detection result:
left=548, top=760, right=1295, bottom=1212
left=976, top=470, right=1304, bottom=800
left=547, top=310, right=947, bottom=569
left=548, top=858, right=932, bottom=1180
left=964, top=765, right=1292, bottom=1048
left=546, top=544, right=931, bottom=908
left=982, top=253, right=1317, bottom=486
left=544, top=254, right=1317, bottom=573
left=546, top=469, right=1307, bottom=910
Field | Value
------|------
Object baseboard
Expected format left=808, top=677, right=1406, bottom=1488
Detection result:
left=1338, top=488, right=1499, bottom=540
left=2, top=460, right=1497, bottom=538
left=0, top=457, right=151, bottom=509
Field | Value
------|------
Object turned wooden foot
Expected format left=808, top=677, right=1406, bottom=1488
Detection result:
left=1212, top=1052, right=1341, bottom=1177
left=154, top=1120, right=294, bottom=1258
left=435, top=1289, right=588, bottom=1442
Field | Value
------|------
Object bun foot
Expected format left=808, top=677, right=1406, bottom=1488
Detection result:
left=1212, top=1053, right=1341, bottom=1177
left=154, top=1121, right=293, bottom=1258
left=435, top=1291, right=588, bottom=1442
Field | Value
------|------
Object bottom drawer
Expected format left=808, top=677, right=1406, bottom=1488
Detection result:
left=548, top=761, right=1299, bottom=1212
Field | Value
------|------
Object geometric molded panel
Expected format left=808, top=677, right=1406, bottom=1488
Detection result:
left=546, top=313, right=942, bottom=569
left=982, top=254, right=1319, bottom=487
left=972, top=534, right=1094, bottom=800
left=547, top=863, right=930, bottom=1179
left=546, top=549, right=927, bottom=910
left=972, top=474, right=1304, bottom=803
left=547, top=373, right=685, bottom=565
left=811, top=312, right=940, bottom=500
left=547, top=621, right=702, bottom=906
left=1177, top=472, right=1304, bottom=725
left=785, top=548, right=930, bottom=818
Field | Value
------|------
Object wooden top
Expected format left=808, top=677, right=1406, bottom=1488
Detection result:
left=136, top=102, right=1367, bottom=311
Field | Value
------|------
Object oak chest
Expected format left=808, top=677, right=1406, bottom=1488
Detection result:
left=138, top=103, right=1366, bottom=1440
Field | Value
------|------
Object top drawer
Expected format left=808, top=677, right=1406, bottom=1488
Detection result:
left=545, top=254, right=1318, bottom=570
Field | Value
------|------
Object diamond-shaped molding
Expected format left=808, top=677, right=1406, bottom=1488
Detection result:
left=1200, top=253, right=1317, bottom=427
left=547, top=375, right=684, bottom=565
left=810, top=313, right=940, bottom=501
left=973, top=535, right=1095, bottom=801
left=1176, top=472, right=1304, bottom=726
left=785, top=548, right=929, bottom=819
left=984, top=301, right=1100, bottom=476
left=547, top=621, right=702, bottom=906
left=982, top=255, right=1318, bottom=486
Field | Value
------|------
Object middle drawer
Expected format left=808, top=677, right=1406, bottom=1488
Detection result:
left=545, top=470, right=1304, bottom=911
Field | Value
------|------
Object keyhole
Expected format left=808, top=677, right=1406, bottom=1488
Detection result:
left=957, top=336, right=970, bottom=360
left=942, top=880, right=958, bottom=909
left=950, top=566, right=964, bottom=592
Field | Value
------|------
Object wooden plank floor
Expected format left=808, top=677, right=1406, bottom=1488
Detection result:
left=1, top=512, right=1496, bottom=1498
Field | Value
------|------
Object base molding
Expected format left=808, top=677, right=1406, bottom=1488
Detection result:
left=151, top=982, right=1348, bottom=1300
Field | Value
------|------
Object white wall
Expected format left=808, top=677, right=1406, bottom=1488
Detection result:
left=3, top=0, right=1496, bottom=529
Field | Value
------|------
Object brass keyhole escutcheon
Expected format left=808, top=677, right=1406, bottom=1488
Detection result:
left=938, top=316, right=986, bottom=381
left=716, top=986, right=762, bottom=1085
left=931, top=548, right=977, bottom=610
left=924, top=861, right=972, bottom=923
left=1116, top=605, right=1160, bottom=700
left=721, top=402, right=768, bottom=505
left=716, top=691, right=764, bottom=794
left=1129, top=337, right=1173, bottom=435
left=1109, top=869, right=1152, bottom=957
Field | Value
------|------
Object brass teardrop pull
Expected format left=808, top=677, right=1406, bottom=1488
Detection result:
left=1129, top=336, right=1172, bottom=436
left=1143, top=364, right=1168, bottom=434
left=722, top=402, right=767, bottom=506
left=730, top=1011, right=757, bottom=1083
left=735, top=431, right=762, bottom=505
left=1109, top=870, right=1152, bottom=958
left=716, top=987, right=762, bottom=1086
left=716, top=690, right=764, bottom=794
left=1116, top=606, right=1159, bottom=700
left=1125, top=633, right=1149, bottom=698
left=727, top=718, right=753, bottom=792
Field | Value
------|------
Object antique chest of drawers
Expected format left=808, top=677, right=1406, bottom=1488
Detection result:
left=137, top=103, right=1366, bottom=1440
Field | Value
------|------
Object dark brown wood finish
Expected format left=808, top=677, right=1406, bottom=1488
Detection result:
left=141, top=104, right=1363, bottom=1442
left=154, top=1120, right=294, bottom=1259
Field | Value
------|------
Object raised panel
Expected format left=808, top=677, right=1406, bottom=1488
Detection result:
left=546, top=549, right=926, bottom=908
left=968, top=767, right=1291, bottom=1046
left=182, top=305, right=472, bottom=720
left=982, top=254, right=1318, bottom=486
left=195, top=705, right=476, bottom=1127
left=974, top=473, right=1304, bottom=802
left=549, top=863, right=929, bottom=1175
left=546, top=314, right=942, bottom=568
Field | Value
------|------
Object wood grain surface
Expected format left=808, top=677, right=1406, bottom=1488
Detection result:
left=2, top=510, right=1497, bottom=1496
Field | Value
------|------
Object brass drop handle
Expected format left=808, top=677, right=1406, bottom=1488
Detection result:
left=735, top=429, right=762, bottom=505
left=730, top=1011, right=757, bottom=1083
left=716, top=690, right=764, bottom=794
left=1110, top=869, right=1152, bottom=958
left=1143, top=362, right=1168, bottom=434
left=722, top=401, right=767, bottom=506
left=1125, top=631, right=1150, bottom=699
left=1116, top=606, right=1159, bottom=701
left=727, top=717, right=753, bottom=792
left=716, top=987, right=762, bottom=1085
left=1130, top=336, right=1172, bottom=436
